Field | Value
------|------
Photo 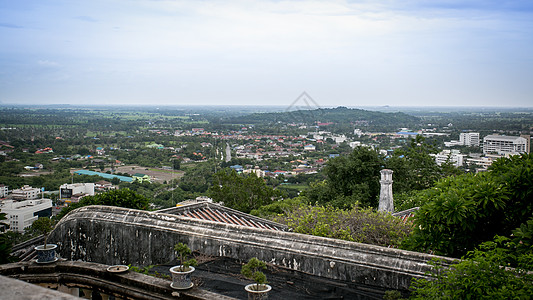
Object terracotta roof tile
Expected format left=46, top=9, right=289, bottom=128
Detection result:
left=158, top=202, right=288, bottom=231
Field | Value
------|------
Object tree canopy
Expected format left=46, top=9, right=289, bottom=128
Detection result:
left=208, top=169, right=284, bottom=213
left=411, top=232, right=533, bottom=299
left=55, top=188, right=150, bottom=220
left=402, top=153, right=533, bottom=257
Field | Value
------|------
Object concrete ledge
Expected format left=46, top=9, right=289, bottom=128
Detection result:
left=51, top=205, right=457, bottom=291
left=0, top=274, right=79, bottom=300
left=0, top=260, right=236, bottom=300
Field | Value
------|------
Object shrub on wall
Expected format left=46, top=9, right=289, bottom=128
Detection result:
left=55, top=188, right=149, bottom=221
left=274, top=204, right=412, bottom=247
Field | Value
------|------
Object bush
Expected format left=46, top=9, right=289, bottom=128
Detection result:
left=173, top=243, right=197, bottom=272
left=402, top=153, right=533, bottom=257
left=274, top=204, right=412, bottom=247
left=55, top=188, right=149, bottom=220
left=410, top=235, right=533, bottom=299
left=241, top=257, right=268, bottom=291
left=250, top=196, right=307, bottom=218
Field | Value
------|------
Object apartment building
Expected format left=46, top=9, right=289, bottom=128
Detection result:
left=0, top=199, right=52, bottom=232
left=11, top=185, right=41, bottom=200
left=444, top=132, right=480, bottom=147
left=434, top=149, right=465, bottom=167
left=459, top=132, right=480, bottom=147
left=0, top=184, right=8, bottom=198
left=483, top=135, right=528, bottom=155
left=60, top=183, right=95, bottom=200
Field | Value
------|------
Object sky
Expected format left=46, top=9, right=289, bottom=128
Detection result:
left=1, top=0, right=532, bottom=107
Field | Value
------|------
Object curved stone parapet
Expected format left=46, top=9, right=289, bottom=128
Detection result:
left=50, top=205, right=456, bottom=291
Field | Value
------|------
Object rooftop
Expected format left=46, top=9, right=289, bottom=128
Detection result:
left=158, top=202, right=288, bottom=231
left=74, top=170, right=133, bottom=182
left=2, top=255, right=399, bottom=299
left=484, top=135, right=525, bottom=141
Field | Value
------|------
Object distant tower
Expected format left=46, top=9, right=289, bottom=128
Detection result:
left=378, top=169, right=394, bottom=213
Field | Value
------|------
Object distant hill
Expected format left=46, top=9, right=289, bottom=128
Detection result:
left=222, top=106, right=420, bottom=130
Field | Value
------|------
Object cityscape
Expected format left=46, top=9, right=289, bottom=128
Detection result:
left=1, top=0, right=533, bottom=299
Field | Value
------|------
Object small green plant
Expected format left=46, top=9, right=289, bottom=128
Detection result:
left=32, top=217, right=54, bottom=249
left=241, top=257, right=268, bottom=291
left=383, top=290, right=403, bottom=300
left=128, top=265, right=171, bottom=279
left=174, top=243, right=198, bottom=272
left=129, top=264, right=154, bottom=275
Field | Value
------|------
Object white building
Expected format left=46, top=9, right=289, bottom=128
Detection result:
left=60, top=183, right=95, bottom=200
left=444, top=132, right=480, bottom=147
left=349, top=141, right=362, bottom=148
left=466, top=156, right=497, bottom=172
left=332, top=135, right=347, bottom=144
left=303, top=144, right=316, bottom=151
left=483, top=135, right=528, bottom=155
left=460, top=132, right=480, bottom=147
left=0, top=199, right=53, bottom=232
left=11, top=185, right=41, bottom=200
left=434, top=150, right=465, bottom=167
left=444, top=140, right=462, bottom=147
left=0, top=185, right=8, bottom=198
left=243, top=167, right=266, bottom=178
left=94, top=181, right=118, bottom=191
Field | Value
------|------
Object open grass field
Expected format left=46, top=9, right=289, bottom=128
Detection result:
left=112, top=165, right=185, bottom=183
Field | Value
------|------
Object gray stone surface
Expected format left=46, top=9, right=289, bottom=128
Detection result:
left=0, top=274, right=80, bottom=300
left=50, top=205, right=456, bottom=291
left=0, top=260, right=236, bottom=300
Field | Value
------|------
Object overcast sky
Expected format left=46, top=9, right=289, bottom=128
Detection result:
left=1, top=0, right=532, bottom=107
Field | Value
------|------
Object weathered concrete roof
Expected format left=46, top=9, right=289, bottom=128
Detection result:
left=0, top=274, right=80, bottom=300
left=0, top=260, right=235, bottom=300
left=50, top=205, right=457, bottom=292
left=157, top=202, right=288, bottom=231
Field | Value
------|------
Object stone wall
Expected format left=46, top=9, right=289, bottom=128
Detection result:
left=50, top=205, right=456, bottom=291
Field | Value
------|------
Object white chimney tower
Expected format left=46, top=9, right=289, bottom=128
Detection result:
left=378, top=169, right=394, bottom=213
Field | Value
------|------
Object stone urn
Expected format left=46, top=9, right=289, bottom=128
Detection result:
left=245, top=283, right=271, bottom=300
left=169, top=265, right=195, bottom=289
left=35, top=244, right=58, bottom=263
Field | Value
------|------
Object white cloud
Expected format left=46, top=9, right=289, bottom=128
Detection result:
left=37, top=60, right=60, bottom=67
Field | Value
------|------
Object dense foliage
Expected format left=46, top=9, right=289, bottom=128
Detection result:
left=0, top=213, right=14, bottom=264
left=54, top=189, right=150, bottom=220
left=317, top=146, right=383, bottom=208
left=305, top=139, right=448, bottom=209
left=403, top=153, right=533, bottom=257
left=208, top=169, right=284, bottom=213
left=274, top=204, right=412, bottom=247
left=411, top=233, right=533, bottom=299
left=385, top=135, right=445, bottom=193
left=225, top=106, right=420, bottom=132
